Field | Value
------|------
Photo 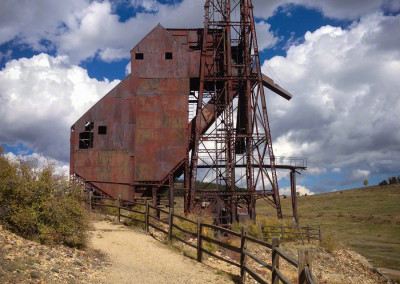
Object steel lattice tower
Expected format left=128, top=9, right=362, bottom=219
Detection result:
left=186, top=0, right=282, bottom=223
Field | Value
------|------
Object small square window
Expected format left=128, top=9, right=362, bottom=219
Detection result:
left=135, top=53, right=144, bottom=60
left=98, top=126, right=107, bottom=135
left=85, top=121, right=94, bottom=131
left=165, top=52, right=173, bottom=60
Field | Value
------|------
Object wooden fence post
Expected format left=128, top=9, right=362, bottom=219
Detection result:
left=281, top=224, right=285, bottom=240
left=117, top=195, right=121, bottom=223
left=168, top=208, right=173, bottom=243
left=271, top=237, right=280, bottom=284
left=89, top=191, right=92, bottom=214
left=145, top=200, right=150, bottom=234
left=257, top=221, right=263, bottom=240
left=240, top=226, right=247, bottom=283
left=318, top=226, right=322, bottom=242
left=197, top=217, right=203, bottom=263
left=298, top=248, right=313, bottom=284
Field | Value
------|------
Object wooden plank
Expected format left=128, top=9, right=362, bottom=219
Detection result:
left=91, top=202, right=118, bottom=208
left=275, top=268, right=292, bottom=284
left=201, top=248, right=241, bottom=268
left=172, top=224, right=197, bottom=238
left=244, top=265, right=268, bottom=284
left=244, top=235, right=273, bottom=249
left=201, top=235, right=241, bottom=253
left=244, top=250, right=272, bottom=271
left=275, top=247, right=298, bottom=268
left=148, top=214, right=169, bottom=225
left=91, top=196, right=116, bottom=201
left=119, top=214, right=145, bottom=223
left=148, top=204, right=169, bottom=215
left=172, top=235, right=197, bottom=249
left=201, top=223, right=241, bottom=237
left=172, top=213, right=197, bottom=225
left=120, top=207, right=146, bottom=215
left=148, top=223, right=168, bottom=234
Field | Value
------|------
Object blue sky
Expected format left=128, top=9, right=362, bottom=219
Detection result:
left=0, top=0, right=399, bottom=195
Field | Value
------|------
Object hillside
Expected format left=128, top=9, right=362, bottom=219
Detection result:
left=256, top=184, right=400, bottom=270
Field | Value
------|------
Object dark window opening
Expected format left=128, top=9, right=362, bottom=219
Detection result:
left=165, top=52, right=173, bottom=60
left=85, top=121, right=94, bottom=131
left=135, top=53, right=144, bottom=60
left=98, top=126, right=107, bottom=135
left=79, top=121, right=94, bottom=149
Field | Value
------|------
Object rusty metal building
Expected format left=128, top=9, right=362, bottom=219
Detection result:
left=71, top=0, right=306, bottom=224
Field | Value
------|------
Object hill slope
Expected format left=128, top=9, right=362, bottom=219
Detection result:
left=257, top=184, right=400, bottom=270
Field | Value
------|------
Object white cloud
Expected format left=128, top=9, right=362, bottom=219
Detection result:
left=280, top=184, right=314, bottom=196
left=263, top=13, right=400, bottom=185
left=307, top=167, right=327, bottom=175
left=351, top=169, right=370, bottom=179
left=256, top=21, right=280, bottom=51
left=5, top=152, right=69, bottom=177
left=0, top=53, right=119, bottom=162
left=253, top=0, right=400, bottom=20
left=3, top=0, right=398, bottom=64
left=332, top=167, right=341, bottom=173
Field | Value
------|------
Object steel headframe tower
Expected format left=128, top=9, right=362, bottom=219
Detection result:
left=186, top=0, right=282, bottom=224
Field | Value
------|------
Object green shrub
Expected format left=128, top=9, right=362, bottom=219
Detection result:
left=0, top=153, right=88, bottom=248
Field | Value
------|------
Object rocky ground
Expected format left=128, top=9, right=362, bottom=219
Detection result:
left=0, top=224, right=110, bottom=283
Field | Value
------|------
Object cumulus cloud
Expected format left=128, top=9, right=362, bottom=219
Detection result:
left=307, top=167, right=327, bottom=175
left=280, top=185, right=314, bottom=196
left=332, top=167, right=341, bottom=173
left=263, top=13, right=400, bottom=188
left=0, top=53, right=119, bottom=162
left=3, top=0, right=398, bottom=64
left=253, top=0, right=400, bottom=20
left=5, top=152, right=69, bottom=177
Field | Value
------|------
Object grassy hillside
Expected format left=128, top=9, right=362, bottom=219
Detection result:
left=256, top=184, right=400, bottom=270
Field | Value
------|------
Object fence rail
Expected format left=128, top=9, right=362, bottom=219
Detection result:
left=88, top=193, right=317, bottom=284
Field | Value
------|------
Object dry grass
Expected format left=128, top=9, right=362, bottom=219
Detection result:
left=256, top=184, right=400, bottom=270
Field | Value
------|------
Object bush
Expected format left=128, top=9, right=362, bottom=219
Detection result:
left=379, top=180, right=388, bottom=186
left=0, top=153, right=88, bottom=248
left=320, top=234, right=338, bottom=253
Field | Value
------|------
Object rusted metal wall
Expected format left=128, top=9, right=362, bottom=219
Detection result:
left=71, top=24, right=201, bottom=199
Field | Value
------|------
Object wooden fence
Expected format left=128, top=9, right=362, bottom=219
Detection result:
left=88, top=193, right=317, bottom=284
left=257, top=222, right=321, bottom=243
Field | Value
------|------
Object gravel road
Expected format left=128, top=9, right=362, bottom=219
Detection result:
left=90, top=221, right=233, bottom=284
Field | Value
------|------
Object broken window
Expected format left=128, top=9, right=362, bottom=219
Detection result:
left=135, top=53, right=144, bottom=60
left=79, top=122, right=94, bottom=149
left=165, top=52, right=173, bottom=60
left=98, top=126, right=107, bottom=135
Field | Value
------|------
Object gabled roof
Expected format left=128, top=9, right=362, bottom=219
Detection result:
left=130, top=23, right=192, bottom=53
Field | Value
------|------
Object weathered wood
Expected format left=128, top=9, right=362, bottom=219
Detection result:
left=240, top=226, right=247, bottom=283
left=244, top=250, right=272, bottom=271
left=172, top=224, right=197, bottom=238
left=298, top=248, right=313, bottom=284
left=201, top=235, right=241, bottom=253
left=148, top=222, right=168, bottom=234
left=172, top=213, right=197, bottom=225
left=171, top=235, right=197, bottom=249
left=168, top=208, right=173, bottom=243
left=197, top=218, right=202, bottom=262
left=201, top=223, right=241, bottom=237
left=244, top=235, right=273, bottom=249
left=89, top=191, right=92, bottom=214
left=117, top=195, right=121, bottom=223
left=145, top=201, right=149, bottom=234
left=275, top=268, right=292, bottom=284
left=119, top=207, right=146, bottom=215
left=272, top=237, right=280, bottom=284
left=243, top=265, right=268, bottom=284
left=201, top=248, right=241, bottom=268
left=275, top=247, right=298, bottom=268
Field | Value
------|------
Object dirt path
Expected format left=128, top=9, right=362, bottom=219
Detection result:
left=89, top=221, right=234, bottom=284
